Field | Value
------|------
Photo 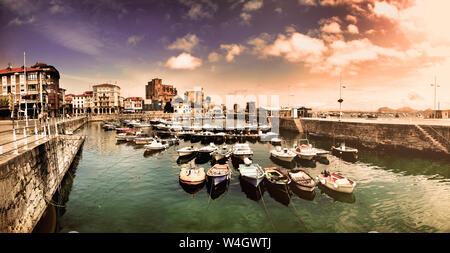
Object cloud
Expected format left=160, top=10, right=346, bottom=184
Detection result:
left=7, top=16, right=35, bottom=26
left=208, top=52, right=221, bottom=62
left=347, top=24, right=359, bottom=34
left=165, top=52, right=202, bottom=70
left=179, top=0, right=218, bottom=20
left=408, top=91, right=423, bottom=101
left=373, top=1, right=399, bottom=19
left=167, top=34, right=200, bottom=52
left=220, top=44, right=245, bottom=62
left=242, top=0, right=263, bottom=12
left=298, top=0, right=316, bottom=6
left=345, top=14, right=357, bottom=23
left=240, top=12, right=252, bottom=24
left=40, top=22, right=104, bottom=56
left=274, top=7, right=282, bottom=14
left=249, top=31, right=327, bottom=66
left=127, top=35, right=145, bottom=47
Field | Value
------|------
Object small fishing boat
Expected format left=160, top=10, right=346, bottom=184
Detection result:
left=177, top=146, right=198, bottom=157
left=270, top=146, right=297, bottom=162
left=232, top=143, right=253, bottom=162
left=288, top=169, right=316, bottom=192
left=65, top=130, right=73, bottom=135
left=144, top=139, right=169, bottom=151
left=292, top=139, right=316, bottom=160
left=316, top=170, right=356, bottom=194
left=212, top=145, right=231, bottom=161
left=179, top=163, right=206, bottom=186
left=264, top=167, right=291, bottom=186
left=238, top=162, right=265, bottom=187
left=134, top=133, right=153, bottom=145
left=206, top=164, right=232, bottom=186
left=198, top=143, right=218, bottom=157
left=331, top=143, right=358, bottom=160
left=116, top=128, right=133, bottom=133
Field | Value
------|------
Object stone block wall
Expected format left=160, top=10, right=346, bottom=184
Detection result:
left=0, top=135, right=85, bottom=233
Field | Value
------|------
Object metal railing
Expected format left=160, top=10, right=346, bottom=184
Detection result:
left=0, top=116, right=86, bottom=160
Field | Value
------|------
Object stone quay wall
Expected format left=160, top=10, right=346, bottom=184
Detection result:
left=280, top=118, right=450, bottom=155
left=0, top=135, right=85, bottom=233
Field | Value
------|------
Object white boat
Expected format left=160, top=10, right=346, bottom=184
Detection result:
left=65, top=130, right=73, bottom=135
left=238, top=163, right=265, bottom=187
left=270, top=146, right=297, bottom=162
left=198, top=143, right=218, bottom=156
left=317, top=170, right=356, bottom=194
left=170, top=123, right=183, bottom=132
left=292, top=139, right=316, bottom=160
left=259, top=124, right=271, bottom=132
left=232, top=143, right=253, bottom=161
left=144, top=139, right=169, bottom=151
left=177, top=146, right=198, bottom=157
left=212, top=145, right=231, bottom=161
left=155, top=123, right=168, bottom=131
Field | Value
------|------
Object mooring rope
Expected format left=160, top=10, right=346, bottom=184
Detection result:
left=257, top=184, right=277, bottom=232
left=284, top=184, right=311, bottom=232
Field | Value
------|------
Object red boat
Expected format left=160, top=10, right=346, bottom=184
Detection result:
left=116, top=128, right=135, bottom=134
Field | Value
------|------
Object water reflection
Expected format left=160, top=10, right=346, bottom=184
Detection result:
left=206, top=180, right=229, bottom=200
left=239, top=176, right=265, bottom=201
left=318, top=184, right=356, bottom=204
left=265, top=182, right=291, bottom=206
left=177, top=154, right=196, bottom=164
left=290, top=186, right=316, bottom=201
left=179, top=180, right=205, bottom=195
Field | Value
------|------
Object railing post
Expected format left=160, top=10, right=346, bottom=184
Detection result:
left=55, top=121, right=59, bottom=137
left=34, top=120, right=39, bottom=144
left=13, top=129, right=19, bottom=155
left=23, top=127, right=28, bottom=150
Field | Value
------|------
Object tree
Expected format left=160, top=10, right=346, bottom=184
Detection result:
left=164, top=99, right=174, bottom=113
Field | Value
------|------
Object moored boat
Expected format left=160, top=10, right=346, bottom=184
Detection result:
left=206, top=164, right=232, bottom=186
left=288, top=169, right=316, bottom=192
left=331, top=143, right=358, bottom=161
left=232, top=143, right=253, bottom=162
left=198, top=143, right=218, bottom=157
left=179, top=163, right=206, bottom=186
left=238, top=162, right=265, bottom=187
left=144, top=139, right=169, bottom=151
left=264, top=167, right=291, bottom=186
left=177, top=146, right=198, bottom=157
left=212, top=145, right=231, bottom=162
left=292, top=139, right=316, bottom=160
left=316, top=170, right=356, bottom=194
left=270, top=146, right=297, bottom=162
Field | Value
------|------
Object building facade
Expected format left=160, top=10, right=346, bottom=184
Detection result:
left=146, top=78, right=177, bottom=104
left=72, top=91, right=93, bottom=115
left=93, top=83, right=121, bottom=114
left=0, top=62, right=62, bottom=117
left=124, top=97, right=143, bottom=112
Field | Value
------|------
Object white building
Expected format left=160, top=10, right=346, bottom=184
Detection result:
left=93, top=83, right=121, bottom=114
left=124, top=97, right=143, bottom=112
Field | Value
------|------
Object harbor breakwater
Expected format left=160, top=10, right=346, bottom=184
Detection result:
left=280, top=118, right=450, bottom=155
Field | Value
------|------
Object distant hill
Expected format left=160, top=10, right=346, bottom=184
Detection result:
left=377, top=107, right=421, bottom=113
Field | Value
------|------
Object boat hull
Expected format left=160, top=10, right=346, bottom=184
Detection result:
left=271, top=153, right=295, bottom=162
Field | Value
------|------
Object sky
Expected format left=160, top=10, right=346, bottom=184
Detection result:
left=0, top=0, right=449, bottom=111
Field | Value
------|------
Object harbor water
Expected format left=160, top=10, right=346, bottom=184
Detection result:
left=57, top=122, right=450, bottom=233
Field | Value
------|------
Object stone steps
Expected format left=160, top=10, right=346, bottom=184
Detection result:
left=415, top=125, right=449, bottom=153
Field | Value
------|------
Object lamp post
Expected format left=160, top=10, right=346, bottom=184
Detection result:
left=430, top=76, right=440, bottom=117
left=338, top=74, right=346, bottom=122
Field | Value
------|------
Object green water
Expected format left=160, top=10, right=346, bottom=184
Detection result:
left=57, top=122, right=450, bottom=233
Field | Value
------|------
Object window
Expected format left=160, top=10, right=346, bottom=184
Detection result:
left=28, top=73, right=37, bottom=81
